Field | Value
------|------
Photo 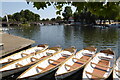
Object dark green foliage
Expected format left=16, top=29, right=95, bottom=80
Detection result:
left=31, top=2, right=120, bottom=20
left=56, top=16, right=62, bottom=20
left=62, top=6, right=72, bottom=21
left=2, top=9, right=40, bottom=23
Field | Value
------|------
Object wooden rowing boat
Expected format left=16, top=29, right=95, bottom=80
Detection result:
left=55, top=46, right=97, bottom=79
left=82, top=49, right=115, bottom=80
left=0, top=44, right=48, bottom=65
left=17, top=47, right=77, bottom=79
left=113, top=57, right=120, bottom=80
left=0, top=47, right=61, bottom=77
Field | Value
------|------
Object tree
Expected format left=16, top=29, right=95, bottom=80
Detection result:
left=51, top=18, right=56, bottom=21
left=0, top=17, right=2, bottom=21
left=56, top=16, right=62, bottom=20
left=13, top=12, right=21, bottom=21
left=2, top=9, right=40, bottom=23
left=62, top=6, right=72, bottom=21
left=45, top=18, right=49, bottom=21
left=73, top=12, right=80, bottom=22
left=28, top=2, right=120, bottom=21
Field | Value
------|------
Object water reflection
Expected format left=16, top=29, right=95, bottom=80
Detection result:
left=6, top=25, right=120, bottom=57
left=6, top=26, right=40, bottom=39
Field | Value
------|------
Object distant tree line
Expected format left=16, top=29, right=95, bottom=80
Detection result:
left=2, top=9, right=40, bottom=23
left=41, top=16, right=62, bottom=21
left=1, top=9, right=63, bottom=23
left=62, top=5, right=120, bottom=24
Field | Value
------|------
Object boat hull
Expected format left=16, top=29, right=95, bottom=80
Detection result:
left=56, top=67, right=84, bottom=79
left=21, top=67, right=58, bottom=79
left=82, top=49, right=115, bottom=80
left=0, top=44, right=48, bottom=64
left=1, top=63, right=34, bottom=77
left=113, top=57, right=120, bottom=80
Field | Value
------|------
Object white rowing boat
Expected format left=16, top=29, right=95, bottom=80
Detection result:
left=17, top=47, right=77, bottom=79
left=113, top=57, right=120, bottom=80
left=0, top=47, right=61, bottom=77
left=0, top=44, right=48, bottom=65
left=82, top=49, right=115, bottom=80
left=55, top=46, right=97, bottom=79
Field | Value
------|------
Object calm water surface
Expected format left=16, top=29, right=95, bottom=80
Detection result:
left=2, top=25, right=120, bottom=80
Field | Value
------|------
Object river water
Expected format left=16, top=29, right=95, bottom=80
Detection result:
left=2, top=25, right=120, bottom=80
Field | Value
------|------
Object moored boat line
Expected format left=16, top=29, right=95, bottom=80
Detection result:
left=0, top=44, right=48, bottom=65
left=0, top=46, right=62, bottom=77
left=0, top=45, right=119, bottom=80
left=17, top=47, right=76, bottom=79
left=82, top=49, right=115, bottom=80
left=113, top=57, right=120, bottom=80
left=55, top=46, right=97, bottom=79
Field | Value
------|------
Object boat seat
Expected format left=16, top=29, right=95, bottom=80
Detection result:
left=16, top=63, right=23, bottom=67
left=98, top=56, right=112, bottom=61
left=86, top=71, right=105, bottom=79
left=21, top=53, right=29, bottom=57
left=65, top=64, right=76, bottom=69
left=46, top=52, right=53, bottom=56
left=48, top=59, right=60, bottom=63
left=82, top=53, right=92, bottom=57
left=84, top=46, right=96, bottom=52
left=91, top=62, right=112, bottom=69
left=31, top=57, right=39, bottom=62
left=61, top=54, right=71, bottom=58
left=72, top=58, right=87, bottom=62
left=36, top=66, right=45, bottom=70
left=115, top=70, right=120, bottom=73
left=8, top=58, right=14, bottom=61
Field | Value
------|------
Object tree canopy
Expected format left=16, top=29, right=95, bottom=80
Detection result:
left=62, top=6, right=72, bottom=21
left=27, top=1, right=120, bottom=20
left=2, top=9, right=40, bottom=22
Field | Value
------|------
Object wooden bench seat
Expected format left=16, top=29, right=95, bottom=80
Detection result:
left=8, top=58, right=14, bottom=61
left=21, top=53, right=29, bottom=56
left=65, top=64, right=76, bottom=69
left=72, top=58, right=87, bottom=62
left=48, top=59, right=60, bottom=63
left=36, top=66, right=45, bottom=70
left=86, top=71, right=105, bottom=79
left=115, top=70, right=120, bottom=73
left=16, top=63, right=23, bottom=67
left=91, top=62, right=112, bottom=69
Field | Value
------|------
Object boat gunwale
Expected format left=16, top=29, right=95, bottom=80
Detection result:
left=0, top=47, right=62, bottom=72
left=0, top=44, right=49, bottom=64
left=113, top=57, right=120, bottom=79
left=17, top=47, right=77, bottom=79
left=55, top=48, right=97, bottom=77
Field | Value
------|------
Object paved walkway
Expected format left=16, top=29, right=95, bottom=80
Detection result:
left=0, top=32, right=35, bottom=57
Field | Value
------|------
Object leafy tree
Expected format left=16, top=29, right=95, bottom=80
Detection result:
left=56, top=16, right=62, bottom=20
left=41, top=18, right=45, bottom=21
left=13, top=12, right=21, bottom=21
left=45, top=18, right=49, bottom=21
left=62, top=6, right=72, bottom=21
left=2, top=9, right=40, bottom=23
left=51, top=18, right=56, bottom=21
left=73, top=12, right=80, bottom=22
left=28, top=2, right=120, bottom=21
left=0, top=17, right=2, bottom=21
left=2, top=16, right=6, bottom=21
